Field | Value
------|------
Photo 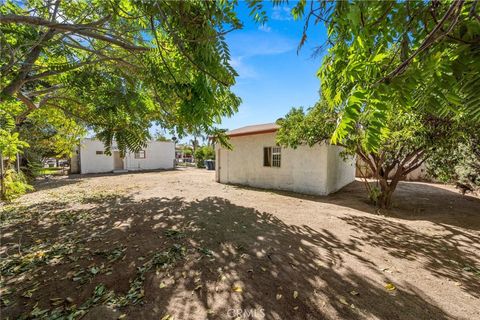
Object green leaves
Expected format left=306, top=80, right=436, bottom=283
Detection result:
left=1, top=0, right=243, bottom=156
left=331, top=88, right=365, bottom=146
left=312, top=0, right=480, bottom=154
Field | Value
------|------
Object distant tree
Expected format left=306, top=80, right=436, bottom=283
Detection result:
left=194, top=145, right=215, bottom=168
left=427, top=133, right=480, bottom=192
left=277, top=102, right=470, bottom=209
left=153, top=130, right=171, bottom=142
left=19, top=107, right=85, bottom=162
left=182, top=147, right=193, bottom=157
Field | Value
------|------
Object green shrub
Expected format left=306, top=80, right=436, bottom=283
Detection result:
left=2, top=169, right=34, bottom=202
left=194, top=146, right=215, bottom=168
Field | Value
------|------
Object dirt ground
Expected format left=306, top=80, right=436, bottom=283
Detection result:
left=1, top=168, right=479, bottom=320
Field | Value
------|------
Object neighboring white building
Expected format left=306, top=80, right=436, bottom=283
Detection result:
left=72, top=139, right=175, bottom=174
left=215, top=123, right=356, bottom=196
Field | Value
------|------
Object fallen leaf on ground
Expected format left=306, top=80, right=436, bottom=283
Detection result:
left=293, top=290, right=299, bottom=299
left=276, top=294, right=282, bottom=300
left=232, top=285, right=243, bottom=292
left=350, top=290, right=359, bottom=296
left=338, top=296, right=348, bottom=305
left=385, top=283, right=396, bottom=291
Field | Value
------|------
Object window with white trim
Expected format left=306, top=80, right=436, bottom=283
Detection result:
left=135, top=150, right=146, bottom=159
left=263, top=146, right=281, bottom=167
left=96, top=151, right=104, bottom=155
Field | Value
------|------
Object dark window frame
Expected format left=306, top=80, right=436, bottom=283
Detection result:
left=263, top=146, right=281, bottom=167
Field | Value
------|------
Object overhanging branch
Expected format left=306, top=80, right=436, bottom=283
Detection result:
left=0, top=14, right=150, bottom=51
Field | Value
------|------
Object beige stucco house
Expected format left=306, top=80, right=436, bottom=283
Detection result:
left=215, top=123, right=355, bottom=195
left=71, top=139, right=175, bottom=174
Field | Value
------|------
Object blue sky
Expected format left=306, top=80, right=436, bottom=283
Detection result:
left=221, top=2, right=327, bottom=130
left=152, top=2, right=327, bottom=141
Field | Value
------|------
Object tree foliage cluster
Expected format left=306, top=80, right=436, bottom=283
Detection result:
left=277, top=102, right=475, bottom=208
left=272, top=0, right=480, bottom=207
left=194, top=145, right=215, bottom=168
left=0, top=0, right=244, bottom=154
left=0, top=0, right=253, bottom=199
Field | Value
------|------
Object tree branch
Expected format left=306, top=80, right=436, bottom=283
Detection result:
left=154, top=4, right=231, bottom=87
left=1, top=29, right=56, bottom=99
left=24, top=57, right=116, bottom=82
left=0, top=14, right=149, bottom=51
left=378, top=0, right=464, bottom=83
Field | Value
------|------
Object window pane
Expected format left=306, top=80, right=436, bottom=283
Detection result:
left=263, top=147, right=272, bottom=166
left=272, top=147, right=281, bottom=167
left=135, top=150, right=146, bottom=159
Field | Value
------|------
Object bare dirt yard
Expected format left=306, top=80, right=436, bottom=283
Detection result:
left=1, top=168, right=479, bottom=320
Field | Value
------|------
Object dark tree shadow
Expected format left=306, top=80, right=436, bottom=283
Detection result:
left=340, top=215, right=480, bottom=299
left=1, top=194, right=458, bottom=319
left=32, top=168, right=184, bottom=192
left=233, top=180, right=480, bottom=231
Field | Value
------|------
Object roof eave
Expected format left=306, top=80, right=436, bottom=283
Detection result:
left=227, top=128, right=278, bottom=138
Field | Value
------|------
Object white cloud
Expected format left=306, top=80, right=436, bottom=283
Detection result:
left=272, top=6, right=293, bottom=21
left=230, top=56, right=258, bottom=79
left=227, top=31, right=296, bottom=80
left=258, top=24, right=272, bottom=32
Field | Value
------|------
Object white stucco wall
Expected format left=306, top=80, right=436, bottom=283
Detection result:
left=79, top=139, right=174, bottom=174
left=324, top=145, right=356, bottom=194
left=80, top=139, right=114, bottom=174
left=123, top=141, right=175, bottom=171
left=215, top=132, right=355, bottom=195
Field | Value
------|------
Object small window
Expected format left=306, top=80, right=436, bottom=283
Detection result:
left=263, top=147, right=281, bottom=167
left=272, top=147, right=281, bottom=167
left=263, top=147, right=272, bottom=166
left=135, top=150, right=146, bottom=159
left=96, top=151, right=104, bottom=155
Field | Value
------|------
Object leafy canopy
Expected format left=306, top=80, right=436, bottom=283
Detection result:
left=276, top=100, right=471, bottom=208
left=0, top=0, right=246, bottom=153
left=265, top=1, right=480, bottom=152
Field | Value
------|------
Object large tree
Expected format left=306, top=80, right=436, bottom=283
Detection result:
left=0, top=0, right=243, bottom=152
left=277, top=102, right=472, bottom=208
left=264, top=1, right=479, bottom=206
left=286, top=0, right=480, bottom=151
left=241, top=1, right=479, bottom=152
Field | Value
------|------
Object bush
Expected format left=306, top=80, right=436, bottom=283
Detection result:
left=427, top=143, right=480, bottom=191
left=194, top=146, right=215, bottom=168
left=2, top=169, right=34, bottom=202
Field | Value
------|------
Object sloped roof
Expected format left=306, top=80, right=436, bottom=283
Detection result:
left=226, top=123, right=279, bottom=137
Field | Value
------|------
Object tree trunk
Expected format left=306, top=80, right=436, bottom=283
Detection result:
left=376, top=176, right=401, bottom=209
left=377, top=185, right=394, bottom=209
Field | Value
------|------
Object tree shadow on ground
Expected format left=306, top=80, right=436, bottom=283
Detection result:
left=340, top=215, right=480, bottom=299
left=233, top=180, right=480, bottom=231
left=32, top=168, right=183, bottom=192
left=1, top=194, right=457, bottom=319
